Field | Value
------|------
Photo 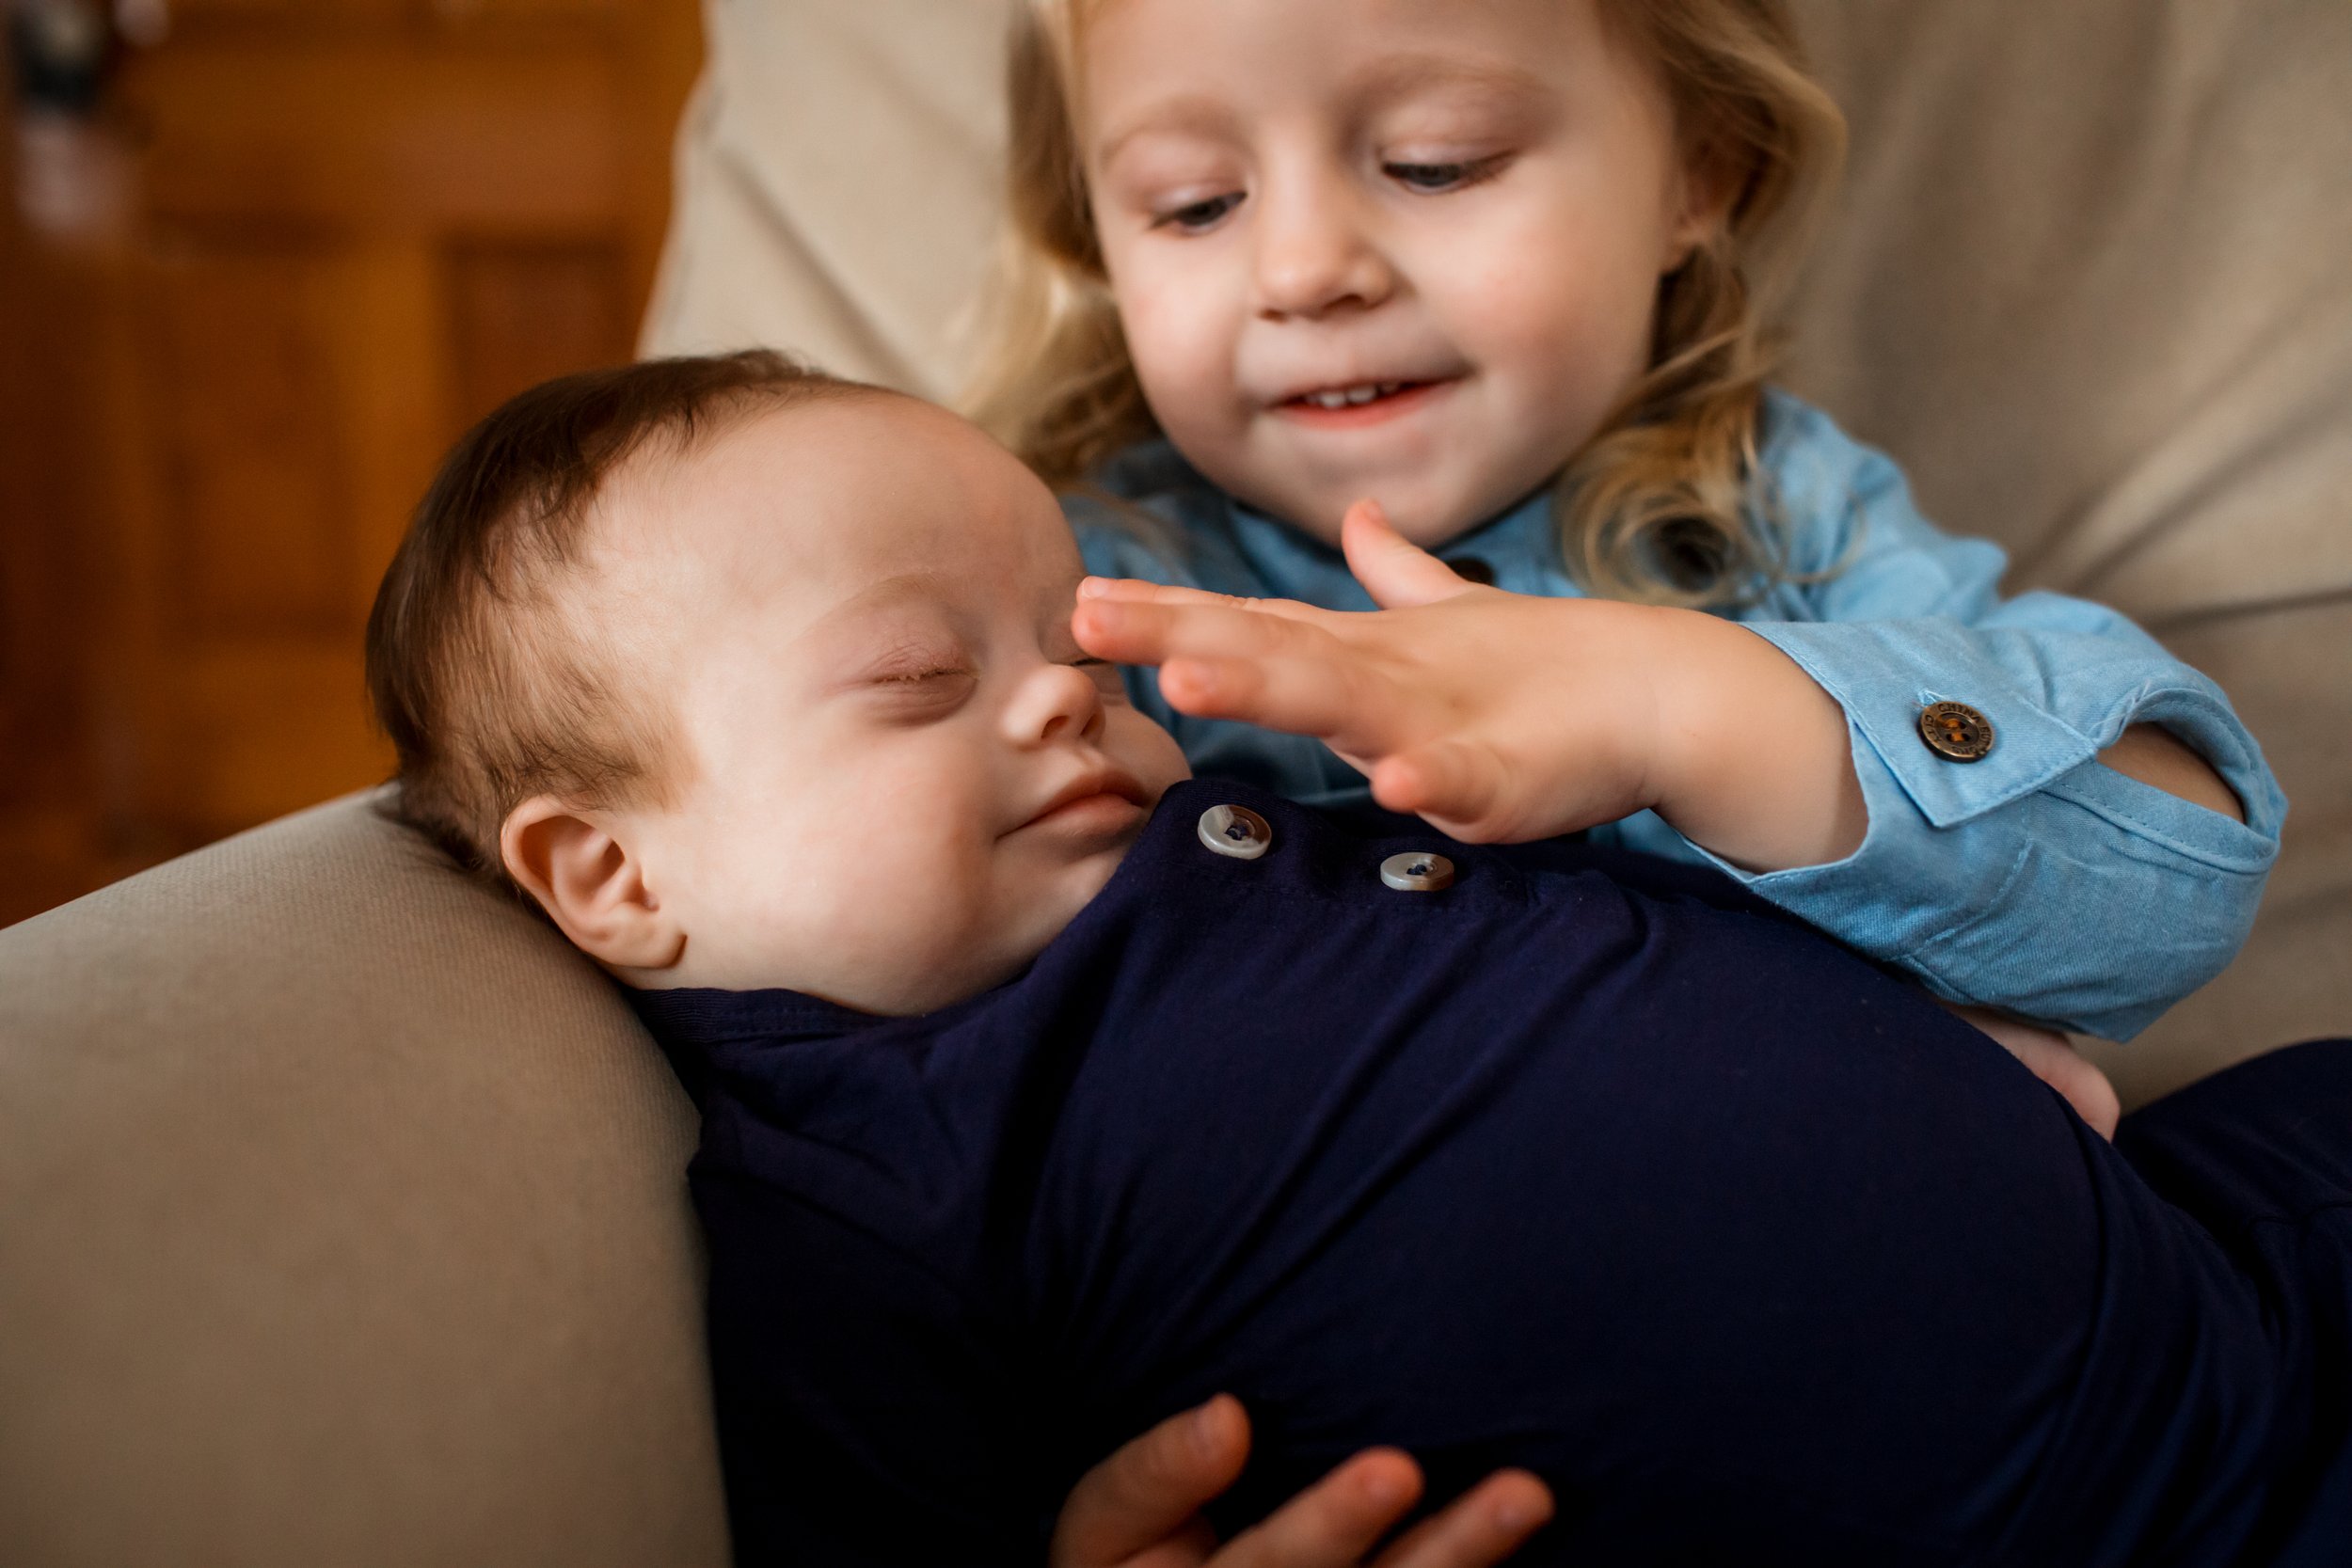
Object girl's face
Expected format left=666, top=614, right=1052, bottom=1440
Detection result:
left=1080, top=0, right=1717, bottom=547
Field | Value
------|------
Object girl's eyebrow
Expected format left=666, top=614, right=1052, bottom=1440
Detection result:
left=1093, top=56, right=1553, bottom=168
left=1094, top=95, right=1246, bottom=167
left=1343, top=54, right=1555, bottom=110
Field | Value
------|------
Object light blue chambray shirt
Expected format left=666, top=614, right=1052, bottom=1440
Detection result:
left=1066, top=390, right=2287, bottom=1042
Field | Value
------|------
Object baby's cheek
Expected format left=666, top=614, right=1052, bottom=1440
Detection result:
left=1114, top=708, right=1191, bottom=794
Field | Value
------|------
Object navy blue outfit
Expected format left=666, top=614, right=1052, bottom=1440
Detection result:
left=631, top=781, right=2351, bottom=1567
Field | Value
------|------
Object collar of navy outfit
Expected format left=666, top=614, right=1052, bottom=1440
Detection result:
left=628, top=780, right=2349, bottom=1568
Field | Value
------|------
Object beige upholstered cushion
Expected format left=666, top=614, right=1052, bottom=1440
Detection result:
left=644, top=0, right=2352, bottom=1104
left=0, top=795, right=727, bottom=1568
left=1781, top=0, right=2352, bottom=1104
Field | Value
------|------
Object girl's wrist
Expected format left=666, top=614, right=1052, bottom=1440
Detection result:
left=1637, top=611, right=1867, bottom=872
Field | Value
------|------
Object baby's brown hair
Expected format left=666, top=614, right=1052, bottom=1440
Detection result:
left=365, top=350, right=874, bottom=883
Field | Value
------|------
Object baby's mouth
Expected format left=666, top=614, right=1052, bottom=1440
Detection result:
left=1020, top=768, right=1152, bottom=835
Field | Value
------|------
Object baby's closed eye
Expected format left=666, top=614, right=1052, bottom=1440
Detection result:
left=855, top=647, right=979, bottom=717
left=1072, top=656, right=1130, bottom=699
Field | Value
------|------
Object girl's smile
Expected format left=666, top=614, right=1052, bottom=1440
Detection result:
left=1269, top=376, right=1460, bottom=430
left=1081, top=0, right=1724, bottom=548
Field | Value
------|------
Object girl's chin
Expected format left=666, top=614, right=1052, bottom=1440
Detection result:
left=1230, top=475, right=1504, bottom=549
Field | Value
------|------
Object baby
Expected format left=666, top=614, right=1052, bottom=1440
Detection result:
left=369, top=354, right=1186, bottom=1016
left=366, top=354, right=2296, bottom=1564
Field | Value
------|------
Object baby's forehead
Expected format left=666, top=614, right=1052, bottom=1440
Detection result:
left=580, top=393, right=1080, bottom=640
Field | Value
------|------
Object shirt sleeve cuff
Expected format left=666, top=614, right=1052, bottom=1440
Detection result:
left=1746, top=618, right=2096, bottom=828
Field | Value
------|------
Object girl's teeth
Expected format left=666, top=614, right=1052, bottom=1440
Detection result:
left=1307, top=382, right=1406, bottom=409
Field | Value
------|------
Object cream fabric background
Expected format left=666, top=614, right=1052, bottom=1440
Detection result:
left=646, top=0, right=2352, bottom=1103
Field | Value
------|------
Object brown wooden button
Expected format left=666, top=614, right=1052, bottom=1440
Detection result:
left=1448, top=555, right=1496, bottom=586
left=1918, top=701, right=1995, bottom=762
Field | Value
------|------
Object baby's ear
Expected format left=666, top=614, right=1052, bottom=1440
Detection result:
left=500, top=798, right=686, bottom=973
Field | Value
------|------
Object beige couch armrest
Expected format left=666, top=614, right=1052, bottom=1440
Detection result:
left=0, top=794, right=727, bottom=1568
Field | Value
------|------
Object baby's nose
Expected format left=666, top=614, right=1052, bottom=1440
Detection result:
left=1009, top=660, right=1107, bottom=744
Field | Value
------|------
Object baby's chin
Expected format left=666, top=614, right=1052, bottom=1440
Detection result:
left=832, top=833, right=1149, bottom=1018
left=619, top=819, right=1149, bottom=1016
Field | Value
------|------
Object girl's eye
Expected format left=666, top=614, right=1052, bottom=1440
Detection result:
left=1383, top=155, right=1506, bottom=194
left=1152, top=191, right=1243, bottom=232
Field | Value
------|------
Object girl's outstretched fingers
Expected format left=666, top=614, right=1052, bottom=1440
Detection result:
left=1340, top=499, right=1483, bottom=610
left=1078, top=577, right=1329, bottom=625
left=1370, top=743, right=1509, bottom=841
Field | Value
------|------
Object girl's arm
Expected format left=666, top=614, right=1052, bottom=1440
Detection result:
left=1075, top=480, right=2283, bottom=1040
left=1661, top=403, right=2283, bottom=1039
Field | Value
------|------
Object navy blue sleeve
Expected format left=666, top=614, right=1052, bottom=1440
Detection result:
left=692, top=1163, right=1056, bottom=1566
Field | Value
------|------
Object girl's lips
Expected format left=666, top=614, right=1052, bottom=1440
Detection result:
left=1269, top=378, right=1455, bottom=430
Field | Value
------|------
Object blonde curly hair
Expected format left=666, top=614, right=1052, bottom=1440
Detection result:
left=963, top=0, right=1847, bottom=607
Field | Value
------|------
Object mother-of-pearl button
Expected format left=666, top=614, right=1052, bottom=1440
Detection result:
left=1379, top=851, right=1455, bottom=892
left=1198, top=804, right=1273, bottom=860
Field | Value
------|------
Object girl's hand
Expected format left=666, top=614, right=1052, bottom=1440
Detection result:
left=1050, top=1394, right=1553, bottom=1568
left=1073, top=500, right=1866, bottom=866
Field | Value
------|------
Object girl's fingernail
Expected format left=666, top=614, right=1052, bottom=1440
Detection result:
left=1361, top=1467, right=1410, bottom=1508
left=1076, top=577, right=1109, bottom=599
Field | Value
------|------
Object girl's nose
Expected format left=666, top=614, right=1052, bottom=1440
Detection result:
left=1251, top=168, right=1393, bottom=320
left=1005, top=659, right=1108, bottom=746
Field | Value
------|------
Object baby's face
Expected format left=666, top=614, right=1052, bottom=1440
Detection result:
left=592, top=395, right=1189, bottom=1012
left=1080, top=0, right=1713, bottom=546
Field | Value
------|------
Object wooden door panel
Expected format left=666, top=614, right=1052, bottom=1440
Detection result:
left=130, top=42, right=626, bottom=232
left=0, top=0, right=701, bottom=924
left=140, top=641, right=385, bottom=832
left=170, top=0, right=623, bottom=24
left=168, top=0, right=410, bottom=25
left=446, top=239, right=631, bottom=423
left=147, top=241, right=358, bottom=640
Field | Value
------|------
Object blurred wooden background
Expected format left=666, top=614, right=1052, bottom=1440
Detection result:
left=0, top=0, right=702, bottom=927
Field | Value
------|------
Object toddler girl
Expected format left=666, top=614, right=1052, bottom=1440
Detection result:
left=967, top=0, right=2285, bottom=1042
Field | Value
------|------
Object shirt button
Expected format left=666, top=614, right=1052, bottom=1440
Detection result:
left=1449, top=555, right=1496, bottom=586
left=1918, top=701, right=1995, bottom=762
left=1380, top=851, right=1455, bottom=892
left=1198, top=804, right=1274, bottom=860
